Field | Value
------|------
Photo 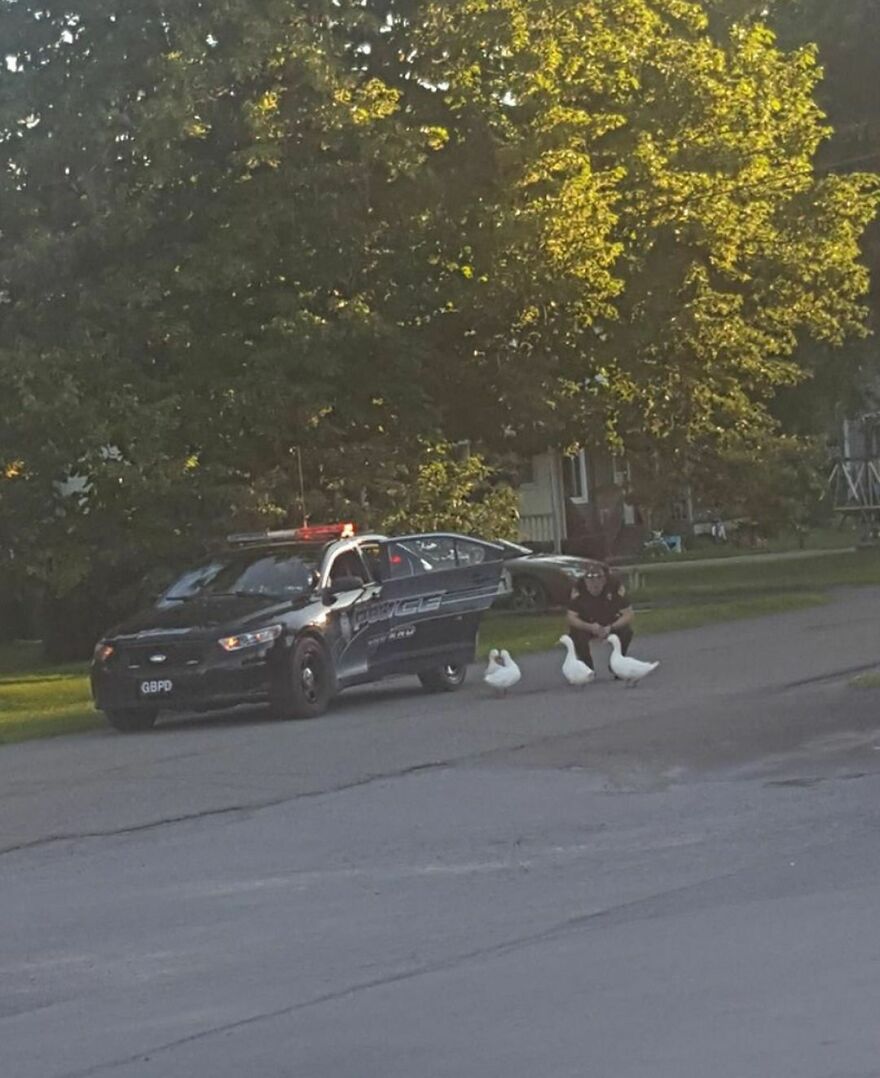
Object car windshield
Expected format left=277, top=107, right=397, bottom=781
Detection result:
left=164, top=546, right=323, bottom=601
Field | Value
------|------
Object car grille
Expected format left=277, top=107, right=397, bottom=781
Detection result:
left=120, top=643, right=205, bottom=670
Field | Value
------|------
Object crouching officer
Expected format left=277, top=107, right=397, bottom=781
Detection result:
left=566, top=564, right=635, bottom=673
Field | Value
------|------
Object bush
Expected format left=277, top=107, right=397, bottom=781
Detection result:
left=381, top=443, right=519, bottom=540
left=0, top=573, right=39, bottom=644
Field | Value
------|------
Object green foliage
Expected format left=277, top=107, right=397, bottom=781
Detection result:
left=769, top=0, right=880, bottom=426
left=627, top=426, right=829, bottom=534
left=0, top=0, right=876, bottom=640
left=381, top=443, right=519, bottom=540
left=692, top=432, right=829, bottom=532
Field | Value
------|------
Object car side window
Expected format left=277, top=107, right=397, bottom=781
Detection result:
left=385, top=541, right=429, bottom=579
left=454, top=539, right=487, bottom=566
left=418, top=536, right=461, bottom=569
left=328, top=549, right=369, bottom=585
left=382, top=536, right=497, bottom=576
left=358, top=541, right=386, bottom=582
left=404, top=537, right=457, bottom=570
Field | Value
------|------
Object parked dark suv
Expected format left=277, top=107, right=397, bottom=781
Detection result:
left=91, top=525, right=505, bottom=732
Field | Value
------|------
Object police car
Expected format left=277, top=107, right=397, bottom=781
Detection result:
left=90, top=524, right=506, bottom=732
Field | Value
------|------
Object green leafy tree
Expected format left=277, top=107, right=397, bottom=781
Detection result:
left=381, top=443, right=519, bottom=540
left=0, top=0, right=876, bottom=656
left=691, top=431, right=830, bottom=535
left=771, top=0, right=880, bottom=425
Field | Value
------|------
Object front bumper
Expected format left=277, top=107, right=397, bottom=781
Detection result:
left=91, top=647, right=277, bottom=713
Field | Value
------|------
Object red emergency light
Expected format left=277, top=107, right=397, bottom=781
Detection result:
left=293, top=522, right=357, bottom=542
left=227, top=522, right=357, bottom=546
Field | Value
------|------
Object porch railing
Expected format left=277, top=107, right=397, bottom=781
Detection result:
left=519, top=512, right=559, bottom=548
left=829, top=458, right=880, bottom=526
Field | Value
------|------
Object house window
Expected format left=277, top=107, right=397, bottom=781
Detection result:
left=612, top=455, right=629, bottom=488
left=563, top=450, right=590, bottom=502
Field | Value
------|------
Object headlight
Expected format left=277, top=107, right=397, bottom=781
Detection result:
left=218, top=624, right=282, bottom=652
left=93, top=642, right=115, bottom=663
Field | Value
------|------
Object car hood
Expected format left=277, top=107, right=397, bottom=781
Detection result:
left=105, top=594, right=307, bottom=641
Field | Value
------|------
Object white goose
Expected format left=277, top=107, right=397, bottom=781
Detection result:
left=484, top=648, right=521, bottom=695
left=607, top=634, right=659, bottom=687
left=558, top=634, right=595, bottom=687
left=485, top=648, right=502, bottom=677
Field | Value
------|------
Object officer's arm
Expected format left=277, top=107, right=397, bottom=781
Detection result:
left=607, top=578, right=634, bottom=632
left=567, top=608, right=600, bottom=634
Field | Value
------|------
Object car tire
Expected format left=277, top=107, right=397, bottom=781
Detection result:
left=418, top=662, right=467, bottom=693
left=511, top=576, right=549, bottom=613
left=104, top=708, right=159, bottom=733
left=284, top=636, right=334, bottom=719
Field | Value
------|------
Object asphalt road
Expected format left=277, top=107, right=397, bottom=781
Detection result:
left=3, top=588, right=880, bottom=1078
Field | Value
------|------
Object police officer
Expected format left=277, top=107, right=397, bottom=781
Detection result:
left=566, top=563, right=634, bottom=673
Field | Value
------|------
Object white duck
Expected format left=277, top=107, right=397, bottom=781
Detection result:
left=607, top=633, right=659, bottom=687
left=484, top=648, right=521, bottom=695
left=558, top=634, right=595, bottom=687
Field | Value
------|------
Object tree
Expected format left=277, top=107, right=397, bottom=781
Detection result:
left=690, top=430, right=830, bottom=536
left=381, top=442, right=519, bottom=539
left=0, top=1, right=876, bottom=653
left=765, top=0, right=880, bottom=435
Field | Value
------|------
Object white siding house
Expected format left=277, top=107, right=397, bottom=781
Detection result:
left=517, top=448, right=642, bottom=555
left=517, top=452, right=568, bottom=551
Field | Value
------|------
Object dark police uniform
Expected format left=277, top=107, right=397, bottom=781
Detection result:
left=567, top=573, right=634, bottom=670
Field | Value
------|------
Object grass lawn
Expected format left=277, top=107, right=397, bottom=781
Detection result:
left=2, top=547, right=879, bottom=744
left=634, top=547, right=880, bottom=604
left=0, top=642, right=96, bottom=745
left=851, top=672, right=880, bottom=690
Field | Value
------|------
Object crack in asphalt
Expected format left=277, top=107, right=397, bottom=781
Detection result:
left=0, top=730, right=575, bottom=858
left=4, top=693, right=673, bottom=857
left=3, top=663, right=872, bottom=859
left=59, top=866, right=743, bottom=1078
left=0, top=759, right=452, bottom=857
left=60, top=817, right=880, bottom=1078
left=776, top=660, right=880, bottom=691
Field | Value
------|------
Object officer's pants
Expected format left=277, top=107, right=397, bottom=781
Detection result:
left=572, top=624, right=634, bottom=671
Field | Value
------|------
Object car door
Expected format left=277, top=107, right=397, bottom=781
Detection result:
left=320, top=546, right=380, bottom=685
left=361, top=533, right=504, bottom=675
left=445, top=536, right=509, bottom=657
left=346, top=536, right=439, bottom=677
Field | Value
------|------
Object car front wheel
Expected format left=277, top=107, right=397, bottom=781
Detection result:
left=418, top=663, right=467, bottom=693
left=104, top=708, right=159, bottom=733
left=284, top=637, right=334, bottom=719
left=511, top=576, right=549, bottom=612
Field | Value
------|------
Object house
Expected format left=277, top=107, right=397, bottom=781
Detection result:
left=517, top=448, right=642, bottom=557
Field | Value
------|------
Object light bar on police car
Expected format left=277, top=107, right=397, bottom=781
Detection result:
left=227, top=522, right=357, bottom=545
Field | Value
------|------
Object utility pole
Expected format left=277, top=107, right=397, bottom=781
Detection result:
left=294, top=446, right=308, bottom=527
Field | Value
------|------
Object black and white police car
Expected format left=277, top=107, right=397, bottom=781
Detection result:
left=91, top=524, right=506, bottom=732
